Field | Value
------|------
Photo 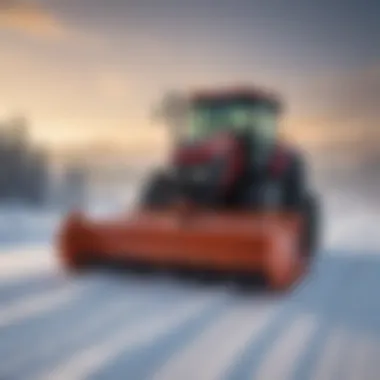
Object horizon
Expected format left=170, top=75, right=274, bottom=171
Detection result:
left=0, top=0, right=379, bottom=159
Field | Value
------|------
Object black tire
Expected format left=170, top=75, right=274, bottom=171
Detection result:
left=140, top=171, right=177, bottom=208
left=301, top=192, right=320, bottom=259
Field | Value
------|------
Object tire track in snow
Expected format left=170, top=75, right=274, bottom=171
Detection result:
left=35, top=293, right=227, bottom=380
left=152, top=301, right=278, bottom=380
left=1, top=280, right=211, bottom=380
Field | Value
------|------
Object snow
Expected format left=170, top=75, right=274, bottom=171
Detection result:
left=322, top=189, right=380, bottom=251
left=0, top=246, right=59, bottom=282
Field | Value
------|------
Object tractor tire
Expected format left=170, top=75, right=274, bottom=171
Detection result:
left=301, top=192, right=320, bottom=260
left=140, top=171, right=177, bottom=208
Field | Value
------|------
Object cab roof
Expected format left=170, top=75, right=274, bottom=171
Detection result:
left=189, top=86, right=282, bottom=112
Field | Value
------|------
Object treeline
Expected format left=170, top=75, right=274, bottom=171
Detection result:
left=0, top=116, right=49, bottom=205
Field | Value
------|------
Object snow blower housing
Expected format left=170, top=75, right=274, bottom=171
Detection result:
left=58, top=87, right=319, bottom=290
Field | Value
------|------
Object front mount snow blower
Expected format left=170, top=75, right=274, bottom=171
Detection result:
left=57, top=87, right=320, bottom=291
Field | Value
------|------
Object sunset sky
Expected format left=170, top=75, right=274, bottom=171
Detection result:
left=0, top=0, right=379, bottom=157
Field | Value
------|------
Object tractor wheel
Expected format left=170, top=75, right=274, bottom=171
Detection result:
left=301, top=192, right=320, bottom=260
left=140, top=171, right=177, bottom=208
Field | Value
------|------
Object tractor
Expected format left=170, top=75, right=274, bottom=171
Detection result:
left=58, top=87, right=319, bottom=290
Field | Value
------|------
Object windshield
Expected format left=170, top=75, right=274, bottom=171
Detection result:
left=187, top=102, right=278, bottom=142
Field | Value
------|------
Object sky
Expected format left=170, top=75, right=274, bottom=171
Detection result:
left=0, top=0, right=379, bottom=157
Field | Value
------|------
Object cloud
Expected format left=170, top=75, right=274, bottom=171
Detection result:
left=0, top=0, right=66, bottom=39
left=284, top=64, right=380, bottom=152
left=96, top=72, right=129, bottom=101
left=308, top=65, right=380, bottom=125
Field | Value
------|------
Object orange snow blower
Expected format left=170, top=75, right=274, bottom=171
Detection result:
left=57, top=87, right=319, bottom=290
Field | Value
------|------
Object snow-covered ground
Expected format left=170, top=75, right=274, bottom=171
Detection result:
left=322, top=188, right=380, bottom=252
left=1, top=174, right=380, bottom=380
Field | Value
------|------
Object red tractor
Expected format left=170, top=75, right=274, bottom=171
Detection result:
left=58, top=87, right=319, bottom=290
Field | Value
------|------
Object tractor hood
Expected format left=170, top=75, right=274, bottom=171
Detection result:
left=170, top=132, right=245, bottom=205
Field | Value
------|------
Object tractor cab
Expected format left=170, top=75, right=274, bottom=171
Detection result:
left=185, top=89, right=281, bottom=146
left=174, top=89, right=283, bottom=171
left=168, top=89, right=285, bottom=206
